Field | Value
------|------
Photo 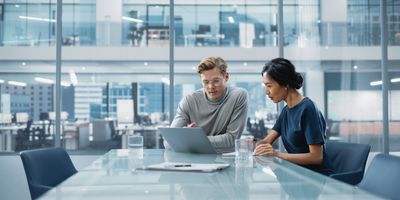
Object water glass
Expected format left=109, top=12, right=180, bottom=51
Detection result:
left=128, top=135, right=143, bottom=159
left=128, top=135, right=143, bottom=149
left=235, top=138, right=254, bottom=163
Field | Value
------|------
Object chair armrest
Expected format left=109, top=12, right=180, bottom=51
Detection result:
left=330, top=169, right=364, bottom=185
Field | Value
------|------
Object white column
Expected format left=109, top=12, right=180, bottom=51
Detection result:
left=321, top=0, right=347, bottom=22
left=321, top=0, right=348, bottom=45
left=305, top=67, right=325, bottom=115
left=96, top=0, right=122, bottom=46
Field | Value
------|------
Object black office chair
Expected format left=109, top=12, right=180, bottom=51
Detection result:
left=325, top=141, right=370, bottom=185
left=358, top=153, right=400, bottom=200
left=20, top=147, right=77, bottom=199
left=15, top=120, right=33, bottom=151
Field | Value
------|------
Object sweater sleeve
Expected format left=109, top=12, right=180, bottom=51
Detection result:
left=208, top=90, right=248, bottom=153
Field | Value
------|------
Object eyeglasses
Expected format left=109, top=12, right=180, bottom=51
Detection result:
left=202, top=78, right=224, bottom=87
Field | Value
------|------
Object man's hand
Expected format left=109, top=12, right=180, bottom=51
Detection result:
left=186, top=122, right=197, bottom=128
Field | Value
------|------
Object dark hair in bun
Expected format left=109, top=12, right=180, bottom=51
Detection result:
left=261, top=58, right=303, bottom=89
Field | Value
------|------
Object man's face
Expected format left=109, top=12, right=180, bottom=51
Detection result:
left=200, top=67, right=228, bottom=100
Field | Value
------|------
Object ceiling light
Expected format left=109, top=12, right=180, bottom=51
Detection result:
left=35, top=77, right=54, bottom=84
left=19, top=15, right=56, bottom=23
left=122, top=16, right=144, bottom=23
left=0, top=80, right=4, bottom=83
left=370, top=80, right=382, bottom=86
left=391, top=78, right=400, bottom=83
left=8, top=81, right=27, bottom=87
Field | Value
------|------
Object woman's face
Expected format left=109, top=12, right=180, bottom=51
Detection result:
left=262, top=73, right=288, bottom=103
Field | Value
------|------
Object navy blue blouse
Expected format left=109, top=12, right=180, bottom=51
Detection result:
left=273, top=97, right=334, bottom=175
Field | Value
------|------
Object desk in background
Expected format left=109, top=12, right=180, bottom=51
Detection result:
left=38, top=149, right=381, bottom=200
left=0, top=124, right=26, bottom=151
left=118, top=125, right=162, bottom=149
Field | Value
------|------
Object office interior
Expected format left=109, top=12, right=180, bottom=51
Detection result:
left=0, top=0, right=399, bottom=199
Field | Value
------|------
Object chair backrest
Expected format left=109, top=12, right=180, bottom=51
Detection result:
left=325, top=141, right=370, bottom=183
left=359, top=153, right=400, bottom=200
left=20, top=148, right=77, bottom=199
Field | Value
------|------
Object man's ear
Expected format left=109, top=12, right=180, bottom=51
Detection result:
left=225, top=72, right=229, bottom=81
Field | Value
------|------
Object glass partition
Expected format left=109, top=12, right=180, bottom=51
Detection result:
left=0, top=0, right=398, bottom=154
left=2, top=0, right=95, bottom=46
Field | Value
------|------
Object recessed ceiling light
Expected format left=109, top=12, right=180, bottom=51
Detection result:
left=391, top=78, right=400, bottom=83
left=370, top=80, right=382, bottom=86
left=8, top=81, right=27, bottom=87
left=34, top=77, right=54, bottom=84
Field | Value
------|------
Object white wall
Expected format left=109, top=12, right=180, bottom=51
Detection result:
left=321, top=0, right=347, bottom=22
left=96, top=0, right=122, bottom=46
left=306, top=68, right=325, bottom=115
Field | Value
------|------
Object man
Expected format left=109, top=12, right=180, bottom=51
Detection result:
left=170, top=57, right=248, bottom=153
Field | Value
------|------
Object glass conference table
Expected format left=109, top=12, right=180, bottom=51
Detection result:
left=38, top=149, right=381, bottom=200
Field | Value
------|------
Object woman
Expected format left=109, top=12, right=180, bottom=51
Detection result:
left=254, top=58, right=334, bottom=175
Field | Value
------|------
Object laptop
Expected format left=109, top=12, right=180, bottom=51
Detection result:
left=159, top=127, right=217, bottom=154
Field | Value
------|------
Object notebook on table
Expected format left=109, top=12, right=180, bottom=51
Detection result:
left=159, top=127, right=217, bottom=154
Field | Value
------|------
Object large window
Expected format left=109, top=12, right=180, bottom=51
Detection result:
left=2, top=0, right=95, bottom=46
left=0, top=0, right=398, bottom=154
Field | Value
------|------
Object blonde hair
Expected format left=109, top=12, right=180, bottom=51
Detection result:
left=197, top=57, right=227, bottom=74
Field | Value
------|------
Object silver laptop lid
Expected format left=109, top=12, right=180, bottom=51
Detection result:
left=159, top=127, right=217, bottom=154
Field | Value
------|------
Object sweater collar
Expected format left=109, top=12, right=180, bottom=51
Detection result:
left=204, top=87, right=229, bottom=104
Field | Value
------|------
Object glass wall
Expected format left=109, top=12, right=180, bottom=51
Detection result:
left=173, top=1, right=278, bottom=141
left=388, top=0, right=400, bottom=152
left=0, top=0, right=398, bottom=154
left=322, top=1, right=398, bottom=152
left=2, top=0, right=95, bottom=46
left=1, top=1, right=399, bottom=47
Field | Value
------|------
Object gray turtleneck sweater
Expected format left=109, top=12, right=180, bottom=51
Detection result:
left=171, top=86, right=248, bottom=153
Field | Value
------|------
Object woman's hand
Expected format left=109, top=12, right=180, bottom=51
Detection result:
left=255, top=138, right=269, bottom=146
left=254, top=143, right=278, bottom=156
